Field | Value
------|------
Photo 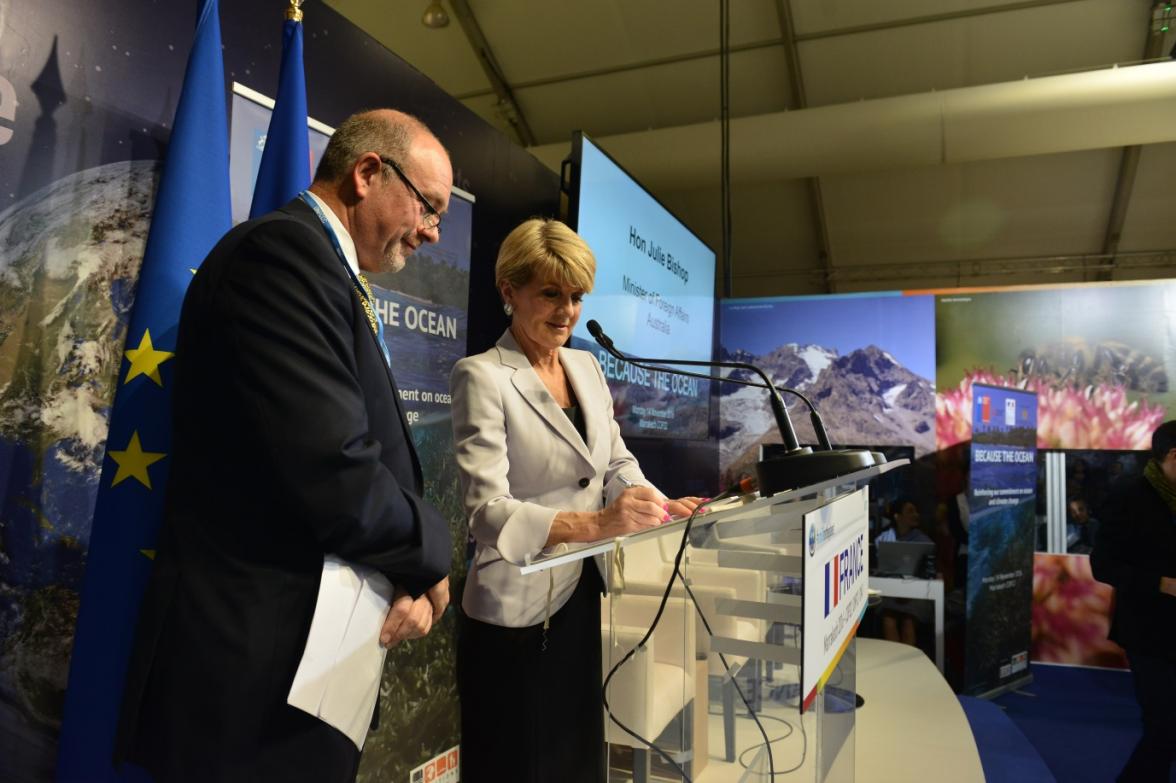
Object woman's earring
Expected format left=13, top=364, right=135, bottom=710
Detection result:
left=503, top=302, right=514, bottom=316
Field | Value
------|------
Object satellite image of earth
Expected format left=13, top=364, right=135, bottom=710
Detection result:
left=0, top=160, right=156, bottom=775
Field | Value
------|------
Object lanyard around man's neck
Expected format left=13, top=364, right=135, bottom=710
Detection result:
left=299, top=191, right=392, bottom=369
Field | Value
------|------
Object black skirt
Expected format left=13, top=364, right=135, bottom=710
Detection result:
left=458, top=565, right=605, bottom=783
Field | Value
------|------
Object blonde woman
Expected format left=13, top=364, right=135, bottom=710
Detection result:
left=450, top=218, right=698, bottom=782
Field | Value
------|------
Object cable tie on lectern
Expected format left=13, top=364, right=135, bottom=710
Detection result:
left=541, top=570, right=553, bottom=652
left=609, top=540, right=626, bottom=594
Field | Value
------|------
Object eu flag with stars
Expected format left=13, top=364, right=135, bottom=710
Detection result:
left=56, top=0, right=231, bottom=779
left=248, top=4, right=310, bottom=218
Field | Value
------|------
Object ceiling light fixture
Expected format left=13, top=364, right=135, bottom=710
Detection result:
left=422, top=1, right=450, bottom=29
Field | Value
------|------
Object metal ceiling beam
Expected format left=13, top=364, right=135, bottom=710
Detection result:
left=454, top=0, right=1084, bottom=99
left=774, top=2, right=806, bottom=109
left=449, top=0, right=536, bottom=146
left=774, top=0, right=836, bottom=293
left=1098, top=147, right=1145, bottom=282
left=730, top=249, right=1176, bottom=285
left=793, top=0, right=1085, bottom=43
left=1096, top=4, right=1170, bottom=283
left=453, top=37, right=783, bottom=100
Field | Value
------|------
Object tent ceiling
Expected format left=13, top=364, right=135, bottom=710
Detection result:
left=324, top=0, right=1176, bottom=295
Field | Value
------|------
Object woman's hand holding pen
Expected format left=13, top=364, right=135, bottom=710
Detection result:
left=610, top=476, right=706, bottom=529
left=548, top=480, right=710, bottom=545
left=596, top=485, right=665, bottom=537
left=618, top=474, right=706, bottom=519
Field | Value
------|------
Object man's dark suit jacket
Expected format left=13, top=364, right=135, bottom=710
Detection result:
left=114, top=198, right=452, bottom=781
left=1091, top=472, right=1176, bottom=661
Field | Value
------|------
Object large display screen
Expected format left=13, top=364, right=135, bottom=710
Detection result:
left=568, top=134, right=716, bottom=439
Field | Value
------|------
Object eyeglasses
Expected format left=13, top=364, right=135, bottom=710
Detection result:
left=379, top=155, right=442, bottom=233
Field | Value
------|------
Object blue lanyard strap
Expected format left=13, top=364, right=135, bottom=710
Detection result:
left=298, top=191, right=392, bottom=369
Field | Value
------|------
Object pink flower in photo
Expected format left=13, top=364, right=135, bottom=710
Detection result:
left=936, top=370, right=1165, bottom=450
left=1031, top=553, right=1126, bottom=668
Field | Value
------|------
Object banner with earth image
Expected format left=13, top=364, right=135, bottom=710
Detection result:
left=0, top=6, right=179, bottom=776
left=0, top=4, right=473, bottom=781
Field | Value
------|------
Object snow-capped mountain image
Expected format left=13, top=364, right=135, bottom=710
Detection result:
left=719, top=342, right=935, bottom=482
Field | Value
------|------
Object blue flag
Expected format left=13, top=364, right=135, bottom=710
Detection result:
left=56, top=0, right=231, bottom=779
left=249, top=12, right=310, bottom=218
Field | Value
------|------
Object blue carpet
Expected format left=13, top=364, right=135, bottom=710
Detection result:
left=991, top=663, right=1175, bottom=783
left=959, top=694, right=1055, bottom=783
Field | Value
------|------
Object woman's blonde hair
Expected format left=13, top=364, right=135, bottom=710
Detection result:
left=495, top=218, right=596, bottom=294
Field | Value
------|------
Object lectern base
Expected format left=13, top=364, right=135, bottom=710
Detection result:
left=756, top=449, right=878, bottom=497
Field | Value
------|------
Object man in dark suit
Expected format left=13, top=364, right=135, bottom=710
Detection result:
left=1092, top=419, right=1176, bottom=783
left=114, top=109, right=454, bottom=782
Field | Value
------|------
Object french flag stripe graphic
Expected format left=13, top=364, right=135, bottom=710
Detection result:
left=824, top=562, right=830, bottom=616
left=834, top=554, right=840, bottom=606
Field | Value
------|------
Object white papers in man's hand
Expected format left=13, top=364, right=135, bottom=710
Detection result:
left=287, top=556, right=394, bottom=750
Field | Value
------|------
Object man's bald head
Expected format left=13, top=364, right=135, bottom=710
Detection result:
left=313, top=109, right=443, bottom=186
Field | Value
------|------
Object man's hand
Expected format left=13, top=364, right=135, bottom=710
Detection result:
left=380, top=586, right=434, bottom=648
left=1161, top=576, right=1176, bottom=597
left=425, top=576, right=450, bottom=622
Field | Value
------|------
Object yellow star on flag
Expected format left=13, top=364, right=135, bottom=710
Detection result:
left=108, top=431, right=166, bottom=489
left=124, top=328, right=174, bottom=386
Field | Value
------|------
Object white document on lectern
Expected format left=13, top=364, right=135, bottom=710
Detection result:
left=287, top=555, right=394, bottom=750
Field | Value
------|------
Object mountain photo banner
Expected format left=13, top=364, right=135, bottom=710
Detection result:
left=717, top=293, right=936, bottom=485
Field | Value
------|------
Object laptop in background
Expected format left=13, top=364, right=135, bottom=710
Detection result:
left=875, top=541, right=936, bottom=577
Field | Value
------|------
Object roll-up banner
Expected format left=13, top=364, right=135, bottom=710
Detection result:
left=965, top=383, right=1037, bottom=696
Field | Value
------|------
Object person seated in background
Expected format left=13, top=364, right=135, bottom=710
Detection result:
left=875, top=496, right=933, bottom=544
left=875, top=497, right=937, bottom=648
left=1066, top=496, right=1100, bottom=554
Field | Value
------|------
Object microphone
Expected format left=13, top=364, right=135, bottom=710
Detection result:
left=586, top=319, right=877, bottom=496
left=589, top=320, right=616, bottom=351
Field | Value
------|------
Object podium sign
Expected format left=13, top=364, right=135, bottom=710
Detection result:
left=802, top=489, right=870, bottom=711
